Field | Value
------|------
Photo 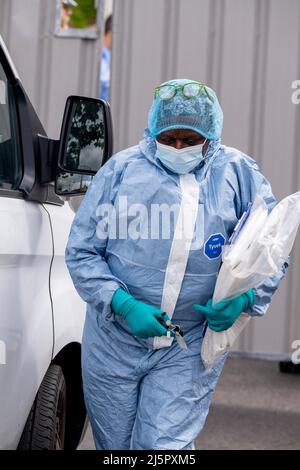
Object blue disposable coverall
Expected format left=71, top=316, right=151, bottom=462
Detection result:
left=65, top=86, right=288, bottom=450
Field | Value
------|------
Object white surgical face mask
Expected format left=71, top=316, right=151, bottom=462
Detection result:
left=155, top=140, right=207, bottom=174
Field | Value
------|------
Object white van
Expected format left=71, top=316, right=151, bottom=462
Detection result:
left=0, top=36, right=112, bottom=450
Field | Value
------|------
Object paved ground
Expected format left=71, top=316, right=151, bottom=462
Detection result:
left=78, top=357, right=300, bottom=450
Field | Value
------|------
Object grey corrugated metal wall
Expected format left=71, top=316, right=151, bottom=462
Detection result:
left=0, top=0, right=104, bottom=139
left=111, top=0, right=300, bottom=359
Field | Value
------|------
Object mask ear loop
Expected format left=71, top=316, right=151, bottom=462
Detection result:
left=202, top=138, right=208, bottom=157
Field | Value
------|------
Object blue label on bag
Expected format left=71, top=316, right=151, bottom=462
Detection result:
left=204, top=233, right=225, bottom=259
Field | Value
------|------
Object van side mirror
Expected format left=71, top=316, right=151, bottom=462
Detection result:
left=55, top=96, right=113, bottom=196
left=58, top=96, right=113, bottom=174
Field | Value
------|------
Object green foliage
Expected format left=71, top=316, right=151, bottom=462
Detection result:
left=70, top=0, right=97, bottom=29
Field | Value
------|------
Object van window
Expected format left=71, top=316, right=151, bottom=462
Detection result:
left=0, top=62, right=22, bottom=190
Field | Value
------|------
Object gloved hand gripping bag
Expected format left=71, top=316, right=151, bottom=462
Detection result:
left=202, top=191, right=300, bottom=369
left=212, top=192, right=300, bottom=305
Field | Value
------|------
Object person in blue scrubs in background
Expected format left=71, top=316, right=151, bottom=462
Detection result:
left=100, top=15, right=112, bottom=101
left=65, top=79, right=288, bottom=450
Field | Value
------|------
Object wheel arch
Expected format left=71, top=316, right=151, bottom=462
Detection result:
left=51, top=341, right=87, bottom=449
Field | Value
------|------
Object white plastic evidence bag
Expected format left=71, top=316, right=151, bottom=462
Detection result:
left=201, top=191, right=300, bottom=369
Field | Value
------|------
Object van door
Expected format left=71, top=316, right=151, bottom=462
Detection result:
left=0, top=52, right=53, bottom=449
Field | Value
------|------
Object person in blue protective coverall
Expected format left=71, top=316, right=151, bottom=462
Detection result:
left=65, top=79, right=288, bottom=450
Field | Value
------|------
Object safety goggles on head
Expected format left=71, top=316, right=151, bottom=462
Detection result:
left=154, top=82, right=213, bottom=102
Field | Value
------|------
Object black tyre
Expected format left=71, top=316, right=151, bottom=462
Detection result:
left=18, top=364, right=67, bottom=450
left=279, top=361, right=300, bottom=374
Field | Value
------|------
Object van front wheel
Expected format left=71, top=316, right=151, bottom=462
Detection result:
left=18, top=364, right=67, bottom=450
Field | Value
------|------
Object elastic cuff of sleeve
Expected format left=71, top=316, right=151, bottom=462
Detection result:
left=245, top=302, right=270, bottom=317
left=95, top=281, right=128, bottom=323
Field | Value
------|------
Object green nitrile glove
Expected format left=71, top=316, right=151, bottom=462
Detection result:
left=111, top=288, right=174, bottom=339
left=193, top=289, right=255, bottom=332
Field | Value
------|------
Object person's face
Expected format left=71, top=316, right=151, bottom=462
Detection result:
left=156, top=129, right=207, bottom=150
left=104, top=30, right=112, bottom=50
